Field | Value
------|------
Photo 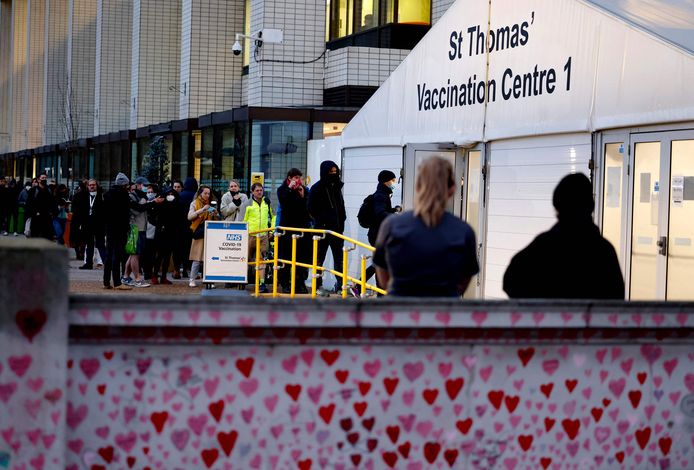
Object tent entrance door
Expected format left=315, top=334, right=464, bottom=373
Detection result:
left=628, top=130, right=694, bottom=300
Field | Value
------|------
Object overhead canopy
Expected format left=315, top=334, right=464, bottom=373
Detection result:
left=341, top=0, right=694, bottom=147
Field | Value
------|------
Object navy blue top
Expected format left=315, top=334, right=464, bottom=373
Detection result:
left=373, top=211, right=479, bottom=297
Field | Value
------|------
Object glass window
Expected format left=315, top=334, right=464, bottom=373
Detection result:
left=199, top=129, right=214, bottom=188
left=250, top=121, right=310, bottom=207
left=602, top=143, right=624, bottom=264
left=219, top=124, right=249, bottom=195
left=329, top=0, right=430, bottom=40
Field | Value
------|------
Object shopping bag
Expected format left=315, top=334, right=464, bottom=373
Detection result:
left=125, top=224, right=139, bottom=255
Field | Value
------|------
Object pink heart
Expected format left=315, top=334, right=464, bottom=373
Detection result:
left=471, top=311, right=487, bottom=326
left=8, top=355, right=32, bottom=377
left=239, top=379, right=259, bottom=397
left=264, top=394, right=279, bottom=412
left=115, top=431, right=137, bottom=452
left=0, top=382, right=17, bottom=403
left=403, top=362, right=424, bottom=382
left=170, top=429, right=190, bottom=451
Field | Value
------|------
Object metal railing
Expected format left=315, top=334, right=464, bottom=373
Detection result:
left=248, top=226, right=387, bottom=298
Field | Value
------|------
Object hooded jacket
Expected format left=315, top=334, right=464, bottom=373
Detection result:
left=308, top=160, right=346, bottom=233
left=367, top=182, right=397, bottom=245
left=179, top=177, right=198, bottom=217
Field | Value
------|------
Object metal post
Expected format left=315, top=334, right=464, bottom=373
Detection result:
left=342, top=246, right=349, bottom=299
left=360, top=255, right=367, bottom=298
left=272, top=231, right=280, bottom=298
left=311, top=235, right=320, bottom=298
left=254, top=233, right=262, bottom=297
left=291, top=234, right=298, bottom=298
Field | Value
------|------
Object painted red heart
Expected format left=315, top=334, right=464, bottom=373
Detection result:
left=358, top=382, right=371, bottom=396
left=217, top=430, right=238, bottom=456
left=386, top=425, right=400, bottom=444
left=97, top=384, right=106, bottom=395
left=382, top=451, right=398, bottom=468
left=397, top=441, right=411, bottom=458
left=285, top=384, right=302, bottom=401
left=340, top=417, right=353, bottom=431
left=635, top=427, right=651, bottom=450
left=350, top=455, right=361, bottom=467
left=98, top=446, right=114, bottom=463
left=544, top=417, right=556, bottom=432
left=353, top=402, right=367, bottom=417
left=150, top=412, right=168, bottom=433
left=628, top=390, right=642, bottom=409
left=319, top=404, right=335, bottom=424
left=126, top=456, right=136, bottom=468
left=456, top=418, right=473, bottom=434
left=297, top=458, right=312, bottom=470
left=235, top=357, right=254, bottom=378
left=658, top=436, right=672, bottom=456
left=208, top=400, right=224, bottom=422
left=347, top=432, right=359, bottom=445
left=443, top=448, right=459, bottom=467
left=103, top=351, right=114, bottom=360
left=15, top=309, right=47, bottom=342
left=540, top=383, right=553, bottom=399
left=320, top=350, right=340, bottom=366
left=335, top=370, right=349, bottom=384
left=637, top=372, right=647, bottom=384
left=518, top=435, right=533, bottom=451
left=504, top=395, right=519, bottom=413
left=423, top=441, right=441, bottom=464
left=445, top=378, right=464, bottom=400
left=366, top=438, right=378, bottom=452
left=422, top=388, right=439, bottom=405
left=517, top=347, right=535, bottom=366
left=361, top=417, right=375, bottom=431
left=540, top=457, right=552, bottom=469
left=565, top=379, right=578, bottom=393
left=615, top=451, right=625, bottom=463
left=201, top=448, right=219, bottom=468
left=590, top=408, right=603, bottom=422
left=561, top=418, right=580, bottom=440
left=383, top=377, right=399, bottom=396
left=487, top=390, right=504, bottom=410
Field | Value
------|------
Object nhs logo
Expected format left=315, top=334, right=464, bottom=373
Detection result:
left=226, top=234, right=243, bottom=241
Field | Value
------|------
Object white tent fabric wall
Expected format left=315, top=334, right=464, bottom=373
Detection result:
left=341, top=0, right=694, bottom=147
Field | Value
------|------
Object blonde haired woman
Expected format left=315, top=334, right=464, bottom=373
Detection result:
left=373, top=157, right=479, bottom=296
left=187, top=185, right=218, bottom=287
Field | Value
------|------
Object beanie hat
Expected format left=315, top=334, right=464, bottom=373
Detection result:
left=552, top=173, right=594, bottom=218
left=114, top=172, right=129, bottom=186
left=378, top=170, right=396, bottom=183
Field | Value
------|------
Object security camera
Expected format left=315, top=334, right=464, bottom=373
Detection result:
left=232, top=40, right=242, bottom=56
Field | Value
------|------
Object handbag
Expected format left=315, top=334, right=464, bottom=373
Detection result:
left=192, top=222, right=205, bottom=240
left=125, top=224, right=139, bottom=254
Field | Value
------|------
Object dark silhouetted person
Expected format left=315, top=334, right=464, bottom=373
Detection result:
left=374, top=157, right=478, bottom=297
left=308, top=160, right=346, bottom=294
left=503, top=172, right=624, bottom=299
left=277, top=168, right=311, bottom=294
left=103, top=173, right=132, bottom=290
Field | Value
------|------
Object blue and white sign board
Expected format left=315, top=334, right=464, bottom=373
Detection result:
left=203, top=221, right=248, bottom=283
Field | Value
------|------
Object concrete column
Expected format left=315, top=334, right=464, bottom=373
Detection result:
left=0, top=239, right=69, bottom=469
left=0, top=0, right=13, bottom=153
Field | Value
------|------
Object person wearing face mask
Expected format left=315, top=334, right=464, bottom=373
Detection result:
left=221, top=179, right=248, bottom=221
left=361, top=170, right=402, bottom=295
left=307, top=160, right=347, bottom=295
left=74, top=179, right=106, bottom=270
left=151, top=187, right=179, bottom=285
left=141, top=184, right=160, bottom=282
left=27, top=173, right=57, bottom=241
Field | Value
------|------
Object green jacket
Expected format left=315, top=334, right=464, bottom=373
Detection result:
left=243, top=197, right=273, bottom=232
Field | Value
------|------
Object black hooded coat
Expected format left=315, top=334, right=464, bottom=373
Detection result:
left=308, top=160, right=346, bottom=233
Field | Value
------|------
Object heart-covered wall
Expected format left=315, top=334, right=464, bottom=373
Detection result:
left=0, top=240, right=69, bottom=470
left=65, top=341, right=693, bottom=469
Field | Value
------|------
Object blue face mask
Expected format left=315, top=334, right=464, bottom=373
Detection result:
left=386, top=182, right=396, bottom=190
left=147, top=193, right=155, bottom=201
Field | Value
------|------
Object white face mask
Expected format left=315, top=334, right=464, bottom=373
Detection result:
left=166, top=195, right=175, bottom=202
left=147, top=193, right=155, bottom=201
left=89, top=191, right=97, bottom=196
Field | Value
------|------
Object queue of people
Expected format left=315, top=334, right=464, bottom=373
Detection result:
left=2, top=157, right=624, bottom=300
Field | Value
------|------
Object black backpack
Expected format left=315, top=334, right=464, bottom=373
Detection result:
left=357, top=194, right=375, bottom=228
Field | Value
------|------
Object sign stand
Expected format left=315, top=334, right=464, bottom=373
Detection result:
left=202, top=221, right=249, bottom=294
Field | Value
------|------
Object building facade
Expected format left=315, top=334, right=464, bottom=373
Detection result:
left=0, top=0, right=449, bottom=201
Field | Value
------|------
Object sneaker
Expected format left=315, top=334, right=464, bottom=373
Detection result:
left=150, top=277, right=159, bottom=285
left=172, top=271, right=181, bottom=279
left=159, top=276, right=172, bottom=285
left=1, top=231, right=8, bottom=236
left=316, top=287, right=330, bottom=297
left=134, top=280, right=150, bottom=288
left=13, top=232, right=18, bottom=236
left=115, top=284, right=132, bottom=291
left=258, top=284, right=269, bottom=294
left=102, top=285, right=113, bottom=290
left=79, top=264, right=93, bottom=270
left=189, top=280, right=197, bottom=288
left=121, top=277, right=134, bottom=286
left=349, top=285, right=361, bottom=298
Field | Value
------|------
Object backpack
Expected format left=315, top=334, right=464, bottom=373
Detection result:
left=357, top=194, right=375, bottom=228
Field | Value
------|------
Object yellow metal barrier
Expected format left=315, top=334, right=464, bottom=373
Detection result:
left=248, top=226, right=387, bottom=298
